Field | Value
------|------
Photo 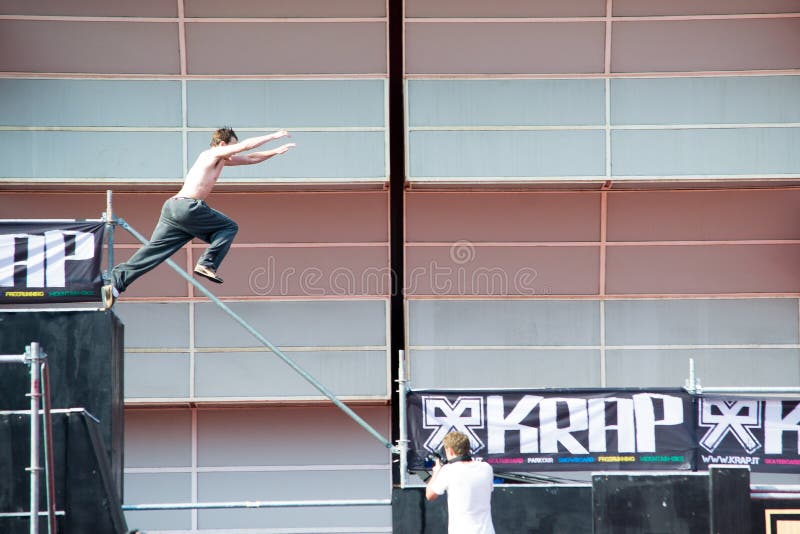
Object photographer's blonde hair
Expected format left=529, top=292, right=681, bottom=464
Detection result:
left=442, top=431, right=471, bottom=457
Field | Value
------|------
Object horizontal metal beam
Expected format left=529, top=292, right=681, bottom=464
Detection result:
left=0, top=511, right=65, bottom=518
left=751, top=493, right=800, bottom=500
left=123, top=499, right=391, bottom=511
left=701, top=387, right=800, bottom=394
left=752, top=484, right=800, bottom=492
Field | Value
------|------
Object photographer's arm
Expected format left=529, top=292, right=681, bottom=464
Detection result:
left=425, top=460, right=444, bottom=501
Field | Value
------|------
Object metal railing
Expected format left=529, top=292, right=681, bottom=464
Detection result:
left=751, top=484, right=800, bottom=500
left=0, top=342, right=58, bottom=534
left=110, top=214, right=396, bottom=454
left=122, top=499, right=391, bottom=512
left=99, top=191, right=400, bottom=514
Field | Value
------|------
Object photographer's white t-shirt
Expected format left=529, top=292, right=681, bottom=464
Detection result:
left=429, top=460, right=495, bottom=534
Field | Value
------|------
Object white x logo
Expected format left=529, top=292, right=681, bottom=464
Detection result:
left=699, top=399, right=762, bottom=454
left=422, top=396, right=485, bottom=453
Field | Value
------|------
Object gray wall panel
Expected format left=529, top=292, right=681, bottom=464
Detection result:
left=187, top=79, right=385, bottom=128
left=613, top=0, right=800, bottom=16
left=0, top=20, right=180, bottom=74
left=194, top=300, right=386, bottom=347
left=187, top=130, right=386, bottom=180
left=197, top=471, right=390, bottom=529
left=186, top=22, right=386, bottom=75
left=125, top=410, right=192, bottom=468
left=199, top=470, right=388, bottom=500
left=124, top=473, right=192, bottom=531
left=0, top=131, right=182, bottom=179
left=197, top=406, right=390, bottom=466
left=611, top=19, right=800, bottom=73
left=0, top=0, right=177, bottom=17
left=125, top=353, right=190, bottom=398
left=410, top=349, right=600, bottom=389
left=198, top=504, right=391, bottom=531
left=0, top=79, right=181, bottom=127
left=605, top=299, right=799, bottom=345
left=195, top=350, right=387, bottom=398
left=185, top=0, right=386, bottom=17
left=115, top=303, right=190, bottom=348
left=406, top=21, right=605, bottom=75
left=606, top=348, right=800, bottom=387
left=409, top=130, right=605, bottom=178
left=408, top=79, right=605, bottom=127
left=407, top=0, right=605, bottom=17
left=409, top=300, right=601, bottom=346
left=612, top=127, right=800, bottom=176
left=611, top=76, right=800, bottom=125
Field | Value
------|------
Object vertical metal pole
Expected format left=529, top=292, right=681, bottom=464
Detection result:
left=397, top=350, right=409, bottom=488
left=41, top=360, right=57, bottom=534
left=28, top=343, right=41, bottom=534
left=685, top=357, right=696, bottom=394
left=105, top=190, right=115, bottom=282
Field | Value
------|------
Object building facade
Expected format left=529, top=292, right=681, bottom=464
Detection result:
left=1, top=1, right=799, bottom=532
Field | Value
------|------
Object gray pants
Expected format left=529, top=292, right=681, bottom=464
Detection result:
left=111, top=197, right=238, bottom=292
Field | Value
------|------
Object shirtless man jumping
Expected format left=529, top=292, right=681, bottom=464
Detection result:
left=102, top=127, right=295, bottom=308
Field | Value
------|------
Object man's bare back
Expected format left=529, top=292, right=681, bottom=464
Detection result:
left=175, top=129, right=295, bottom=200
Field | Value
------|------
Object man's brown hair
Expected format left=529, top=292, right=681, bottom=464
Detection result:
left=442, top=431, right=471, bottom=457
left=211, top=127, right=237, bottom=146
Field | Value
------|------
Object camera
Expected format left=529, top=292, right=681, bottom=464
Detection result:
left=423, top=449, right=446, bottom=469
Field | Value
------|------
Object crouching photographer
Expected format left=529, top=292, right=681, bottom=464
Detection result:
left=425, top=430, right=496, bottom=534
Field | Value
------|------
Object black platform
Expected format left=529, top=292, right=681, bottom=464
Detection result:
left=392, top=484, right=593, bottom=533
left=0, top=409, right=128, bottom=534
left=0, top=309, right=124, bottom=498
left=393, top=466, right=754, bottom=533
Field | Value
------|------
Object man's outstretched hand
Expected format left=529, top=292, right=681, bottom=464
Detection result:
left=273, top=143, right=296, bottom=155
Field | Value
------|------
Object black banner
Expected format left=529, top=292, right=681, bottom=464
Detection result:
left=407, top=390, right=800, bottom=473
left=697, top=396, right=800, bottom=472
left=0, top=221, right=105, bottom=304
left=407, top=389, right=695, bottom=472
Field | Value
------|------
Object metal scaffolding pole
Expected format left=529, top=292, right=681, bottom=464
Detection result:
left=684, top=359, right=800, bottom=396
left=28, top=343, right=41, bottom=534
left=115, top=216, right=397, bottom=453
left=123, top=498, right=391, bottom=511
left=40, top=361, right=57, bottom=534
left=700, top=387, right=800, bottom=395
left=104, top=190, right=114, bottom=284
left=397, top=349, right=409, bottom=488
left=0, top=343, right=57, bottom=534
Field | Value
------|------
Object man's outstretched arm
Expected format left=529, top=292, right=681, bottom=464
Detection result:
left=226, top=142, right=296, bottom=166
left=210, top=129, right=291, bottom=159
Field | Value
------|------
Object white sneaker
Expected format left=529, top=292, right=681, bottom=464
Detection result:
left=101, top=285, right=118, bottom=308
left=194, top=265, right=224, bottom=284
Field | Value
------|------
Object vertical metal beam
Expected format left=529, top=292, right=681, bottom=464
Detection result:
left=115, top=217, right=397, bottom=453
left=41, top=360, right=57, bottom=534
left=684, top=357, right=702, bottom=394
left=388, top=0, right=407, bottom=484
left=398, top=349, right=409, bottom=488
left=28, top=343, right=41, bottom=534
left=1, top=344, right=54, bottom=531
left=105, top=190, right=114, bottom=284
